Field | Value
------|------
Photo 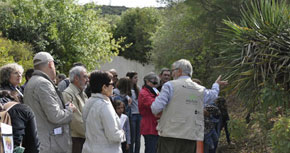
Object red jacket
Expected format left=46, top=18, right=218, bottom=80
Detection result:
left=138, top=86, right=158, bottom=135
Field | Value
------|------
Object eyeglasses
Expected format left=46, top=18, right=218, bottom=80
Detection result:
left=171, top=68, right=178, bottom=72
left=150, top=81, right=158, bottom=85
left=107, top=82, right=114, bottom=86
left=12, top=71, right=22, bottom=76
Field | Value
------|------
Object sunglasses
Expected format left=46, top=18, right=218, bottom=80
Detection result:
left=107, top=82, right=114, bottom=86
left=150, top=81, right=158, bottom=85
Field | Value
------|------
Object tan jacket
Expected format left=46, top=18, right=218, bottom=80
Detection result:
left=24, top=70, right=73, bottom=153
left=157, top=78, right=205, bottom=141
left=62, top=83, right=87, bottom=138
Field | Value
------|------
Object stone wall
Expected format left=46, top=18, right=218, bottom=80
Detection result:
left=100, top=56, right=156, bottom=87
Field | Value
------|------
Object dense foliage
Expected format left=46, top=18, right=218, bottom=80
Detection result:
left=113, top=8, right=162, bottom=64
left=151, top=4, right=208, bottom=80
left=271, top=116, right=290, bottom=153
left=0, top=36, right=34, bottom=73
left=0, top=0, right=123, bottom=72
left=219, top=0, right=290, bottom=150
left=219, top=0, right=290, bottom=109
left=98, top=5, right=128, bottom=15
left=150, top=0, right=244, bottom=85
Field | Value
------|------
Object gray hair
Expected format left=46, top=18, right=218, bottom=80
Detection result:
left=143, top=72, right=160, bottom=85
left=0, top=63, right=24, bottom=85
left=69, top=66, right=86, bottom=83
left=172, top=59, right=193, bottom=77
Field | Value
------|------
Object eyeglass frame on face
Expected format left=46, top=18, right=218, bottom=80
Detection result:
left=149, top=80, right=158, bottom=85
left=107, top=82, right=114, bottom=86
left=171, top=68, right=179, bottom=73
left=11, top=71, right=22, bottom=76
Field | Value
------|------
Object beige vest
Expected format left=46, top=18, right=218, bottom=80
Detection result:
left=157, top=78, right=205, bottom=141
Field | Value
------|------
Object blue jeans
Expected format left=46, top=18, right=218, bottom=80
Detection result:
left=130, top=114, right=141, bottom=153
left=143, top=135, right=158, bottom=153
left=204, top=129, right=219, bottom=153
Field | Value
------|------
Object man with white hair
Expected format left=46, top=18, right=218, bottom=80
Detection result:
left=151, top=59, right=228, bottom=153
left=24, top=52, right=76, bottom=153
left=62, top=66, right=89, bottom=153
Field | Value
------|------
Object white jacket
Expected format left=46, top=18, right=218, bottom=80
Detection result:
left=82, top=93, right=125, bottom=153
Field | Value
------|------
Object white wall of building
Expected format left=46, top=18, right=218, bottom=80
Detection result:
left=100, top=56, right=156, bottom=87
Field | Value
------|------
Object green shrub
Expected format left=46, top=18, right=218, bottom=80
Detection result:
left=271, top=116, right=290, bottom=153
left=0, top=36, right=34, bottom=83
left=228, top=119, right=248, bottom=142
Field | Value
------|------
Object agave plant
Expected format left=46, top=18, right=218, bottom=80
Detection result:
left=219, top=0, right=290, bottom=110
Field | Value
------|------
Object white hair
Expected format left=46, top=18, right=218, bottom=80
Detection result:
left=143, top=72, right=160, bottom=85
left=69, top=66, right=86, bottom=83
left=172, top=59, right=193, bottom=77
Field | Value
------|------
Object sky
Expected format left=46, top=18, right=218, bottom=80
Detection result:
left=77, top=0, right=166, bottom=8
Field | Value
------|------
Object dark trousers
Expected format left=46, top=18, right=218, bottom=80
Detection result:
left=130, top=114, right=141, bottom=153
left=157, top=136, right=196, bottom=153
left=144, top=135, right=159, bottom=153
left=122, top=142, right=129, bottom=153
left=216, top=119, right=231, bottom=144
left=72, top=137, right=85, bottom=153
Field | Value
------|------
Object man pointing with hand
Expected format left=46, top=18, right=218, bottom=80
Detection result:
left=151, top=59, right=228, bottom=153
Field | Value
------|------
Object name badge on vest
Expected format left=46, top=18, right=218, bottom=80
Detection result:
left=53, top=127, right=63, bottom=135
left=186, top=94, right=199, bottom=105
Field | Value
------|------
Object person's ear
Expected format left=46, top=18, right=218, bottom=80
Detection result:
left=177, top=68, right=182, bottom=75
left=75, top=76, right=80, bottom=82
left=48, top=61, right=53, bottom=68
left=102, top=84, right=107, bottom=91
left=48, top=61, right=55, bottom=69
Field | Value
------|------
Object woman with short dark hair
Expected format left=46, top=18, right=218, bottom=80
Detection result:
left=82, top=70, right=125, bottom=153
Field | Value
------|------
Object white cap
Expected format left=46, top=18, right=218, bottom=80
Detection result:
left=33, top=52, right=54, bottom=66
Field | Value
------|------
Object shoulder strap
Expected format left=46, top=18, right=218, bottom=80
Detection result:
left=64, top=79, right=70, bottom=87
left=3, top=102, right=19, bottom=111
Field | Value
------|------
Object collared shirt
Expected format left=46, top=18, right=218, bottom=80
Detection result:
left=151, top=76, right=219, bottom=115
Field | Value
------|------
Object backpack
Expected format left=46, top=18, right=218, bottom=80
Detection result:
left=64, top=79, right=70, bottom=88
left=0, top=102, right=18, bottom=153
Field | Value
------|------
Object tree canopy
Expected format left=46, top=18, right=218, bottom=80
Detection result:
left=0, top=0, right=123, bottom=72
left=113, top=7, right=162, bottom=64
left=150, top=0, right=245, bottom=85
left=0, top=35, right=34, bottom=73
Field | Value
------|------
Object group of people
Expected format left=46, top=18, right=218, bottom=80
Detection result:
left=0, top=51, right=230, bottom=153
